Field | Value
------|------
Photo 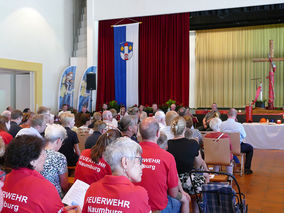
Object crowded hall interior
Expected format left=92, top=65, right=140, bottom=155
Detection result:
left=1, top=0, right=284, bottom=212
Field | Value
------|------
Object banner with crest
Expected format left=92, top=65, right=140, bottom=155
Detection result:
left=113, top=23, right=139, bottom=107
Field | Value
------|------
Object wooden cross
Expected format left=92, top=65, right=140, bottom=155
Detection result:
left=252, top=40, right=284, bottom=109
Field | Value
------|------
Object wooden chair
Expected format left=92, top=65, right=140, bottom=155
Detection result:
left=203, top=137, right=231, bottom=166
left=226, top=132, right=245, bottom=176
left=203, top=137, right=231, bottom=183
left=76, top=129, right=92, bottom=152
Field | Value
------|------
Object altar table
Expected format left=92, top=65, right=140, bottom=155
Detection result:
left=243, top=123, right=284, bottom=150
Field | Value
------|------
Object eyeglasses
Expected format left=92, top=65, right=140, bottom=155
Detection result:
left=134, top=156, right=143, bottom=165
left=127, top=156, right=143, bottom=165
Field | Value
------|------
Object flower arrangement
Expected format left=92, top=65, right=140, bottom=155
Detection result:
left=105, top=99, right=186, bottom=115
left=165, top=99, right=176, bottom=107
left=108, top=100, right=121, bottom=112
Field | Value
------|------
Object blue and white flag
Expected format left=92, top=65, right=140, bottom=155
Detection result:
left=113, top=23, right=139, bottom=107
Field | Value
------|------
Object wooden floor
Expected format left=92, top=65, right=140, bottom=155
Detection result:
left=235, top=149, right=284, bottom=213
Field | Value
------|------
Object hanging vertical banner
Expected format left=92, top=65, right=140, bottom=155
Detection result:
left=77, top=66, right=96, bottom=113
left=58, top=66, right=76, bottom=110
left=113, top=23, right=139, bottom=107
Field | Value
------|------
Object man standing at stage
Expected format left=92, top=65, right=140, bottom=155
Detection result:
left=220, top=108, right=254, bottom=175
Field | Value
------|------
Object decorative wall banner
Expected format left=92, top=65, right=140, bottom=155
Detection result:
left=58, top=66, right=76, bottom=110
left=77, top=66, right=97, bottom=112
left=113, top=23, right=139, bottom=107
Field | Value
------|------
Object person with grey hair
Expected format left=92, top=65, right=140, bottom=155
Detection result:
left=220, top=108, right=254, bottom=175
left=16, top=114, right=46, bottom=138
left=1, top=110, right=11, bottom=130
left=155, top=111, right=166, bottom=128
left=82, top=137, right=151, bottom=212
left=128, top=106, right=140, bottom=122
left=205, top=117, right=233, bottom=174
left=85, top=121, right=107, bottom=149
left=119, top=115, right=138, bottom=142
left=136, top=117, right=190, bottom=213
left=102, top=110, right=117, bottom=129
left=41, top=124, right=69, bottom=198
left=37, top=106, right=54, bottom=124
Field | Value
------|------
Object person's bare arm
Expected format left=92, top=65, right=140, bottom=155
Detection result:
left=59, top=172, right=69, bottom=192
left=74, top=144, right=80, bottom=156
left=168, top=186, right=179, bottom=198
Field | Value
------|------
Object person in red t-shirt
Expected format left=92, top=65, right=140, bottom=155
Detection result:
left=0, top=169, right=5, bottom=212
left=0, top=116, right=13, bottom=145
left=2, top=135, right=80, bottom=213
left=75, top=129, right=121, bottom=185
left=82, top=137, right=151, bottom=213
left=135, top=117, right=190, bottom=213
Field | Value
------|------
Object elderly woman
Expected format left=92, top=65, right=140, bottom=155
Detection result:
left=82, top=137, right=151, bottom=213
left=0, top=116, right=13, bottom=145
left=2, top=135, right=79, bottom=212
left=40, top=124, right=69, bottom=198
left=168, top=116, right=209, bottom=212
left=59, top=112, right=80, bottom=166
left=205, top=117, right=233, bottom=174
left=75, top=129, right=121, bottom=185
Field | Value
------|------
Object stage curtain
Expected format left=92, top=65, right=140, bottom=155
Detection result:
left=96, top=20, right=116, bottom=111
left=96, top=13, right=190, bottom=110
left=196, top=24, right=284, bottom=108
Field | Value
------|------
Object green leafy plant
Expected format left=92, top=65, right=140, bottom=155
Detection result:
left=108, top=100, right=121, bottom=112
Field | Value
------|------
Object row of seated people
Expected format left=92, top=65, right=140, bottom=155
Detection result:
left=0, top=104, right=253, bottom=212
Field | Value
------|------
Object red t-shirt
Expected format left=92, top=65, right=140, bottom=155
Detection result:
left=0, top=130, right=13, bottom=145
left=134, top=141, right=179, bottom=211
left=75, top=149, right=112, bottom=185
left=205, top=132, right=233, bottom=160
left=2, top=168, right=66, bottom=213
left=82, top=175, right=151, bottom=213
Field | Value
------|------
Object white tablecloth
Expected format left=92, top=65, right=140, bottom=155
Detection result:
left=243, top=123, right=284, bottom=150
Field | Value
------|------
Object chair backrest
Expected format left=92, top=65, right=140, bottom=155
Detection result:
left=76, top=129, right=91, bottom=151
left=226, top=132, right=241, bottom=155
left=203, top=137, right=231, bottom=166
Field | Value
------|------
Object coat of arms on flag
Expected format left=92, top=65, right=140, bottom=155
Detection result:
left=120, top=41, right=133, bottom=60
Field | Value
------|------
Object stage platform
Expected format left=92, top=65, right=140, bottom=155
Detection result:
left=194, top=108, right=284, bottom=127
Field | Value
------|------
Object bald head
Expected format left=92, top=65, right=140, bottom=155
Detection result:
left=228, top=108, right=237, bottom=118
left=139, top=117, right=160, bottom=141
